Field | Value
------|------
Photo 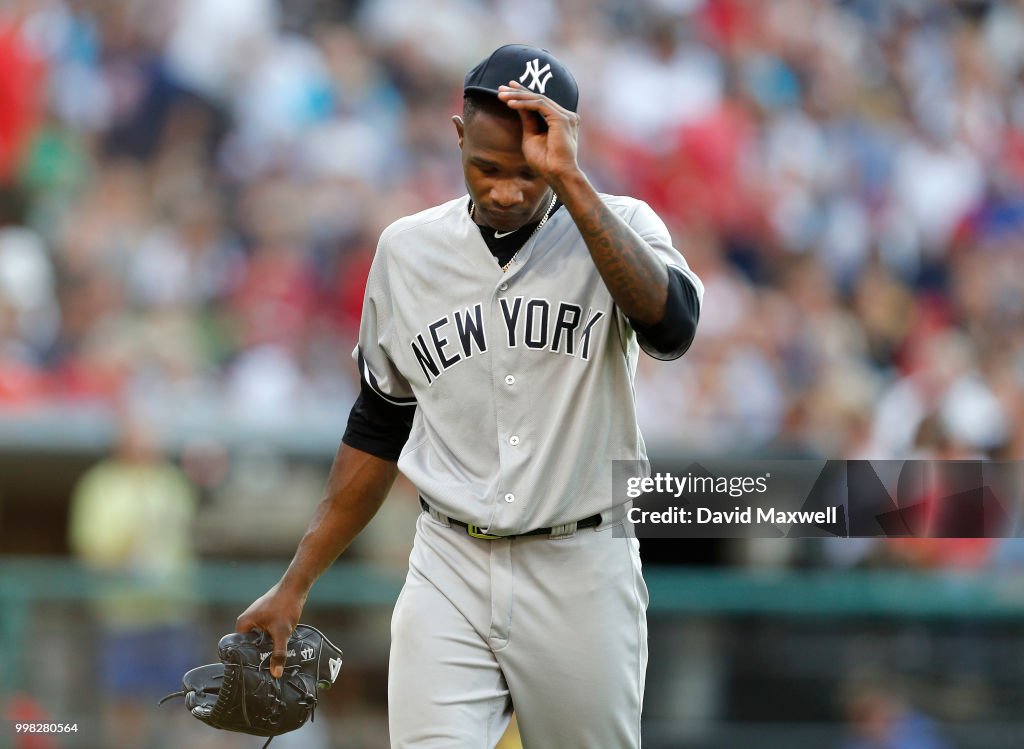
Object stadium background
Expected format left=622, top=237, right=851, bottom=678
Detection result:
left=1, top=0, right=1024, bottom=746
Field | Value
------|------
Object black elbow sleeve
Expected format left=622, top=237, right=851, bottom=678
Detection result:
left=342, top=379, right=416, bottom=461
left=631, top=266, right=700, bottom=360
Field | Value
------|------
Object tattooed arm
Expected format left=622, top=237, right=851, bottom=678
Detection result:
left=549, top=170, right=669, bottom=324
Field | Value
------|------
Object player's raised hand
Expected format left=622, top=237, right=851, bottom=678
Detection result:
left=235, top=581, right=306, bottom=678
left=498, top=80, right=581, bottom=183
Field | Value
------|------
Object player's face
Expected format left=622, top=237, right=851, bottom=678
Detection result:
left=454, top=111, right=552, bottom=232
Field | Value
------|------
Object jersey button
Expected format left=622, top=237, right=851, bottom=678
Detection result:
left=499, top=283, right=509, bottom=291
left=509, top=435, right=520, bottom=446
left=504, top=375, right=515, bottom=385
left=504, top=493, right=515, bottom=503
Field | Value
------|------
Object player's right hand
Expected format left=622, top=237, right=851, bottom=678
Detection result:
left=235, top=581, right=307, bottom=678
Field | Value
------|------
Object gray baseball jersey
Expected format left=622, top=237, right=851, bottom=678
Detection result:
left=356, top=192, right=704, bottom=536
left=356, top=190, right=701, bottom=748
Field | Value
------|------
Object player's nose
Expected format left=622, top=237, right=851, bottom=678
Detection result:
left=489, top=181, right=524, bottom=209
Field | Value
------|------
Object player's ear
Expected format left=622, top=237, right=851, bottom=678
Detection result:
left=452, top=115, right=465, bottom=149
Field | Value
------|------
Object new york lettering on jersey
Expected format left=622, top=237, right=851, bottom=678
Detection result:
left=410, top=298, right=606, bottom=384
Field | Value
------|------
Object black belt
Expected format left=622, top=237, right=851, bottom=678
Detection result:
left=420, top=498, right=601, bottom=539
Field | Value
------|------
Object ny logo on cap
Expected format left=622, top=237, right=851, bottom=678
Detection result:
left=520, top=58, right=553, bottom=93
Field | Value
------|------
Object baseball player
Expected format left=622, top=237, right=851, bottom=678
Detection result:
left=237, top=44, right=702, bottom=748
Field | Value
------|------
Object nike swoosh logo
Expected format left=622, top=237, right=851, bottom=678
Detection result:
left=493, top=229, right=516, bottom=238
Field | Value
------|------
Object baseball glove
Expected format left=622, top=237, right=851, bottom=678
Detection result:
left=160, top=624, right=343, bottom=748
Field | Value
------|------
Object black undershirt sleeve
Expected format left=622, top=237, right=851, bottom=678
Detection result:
left=630, top=266, right=700, bottom=361
left=342, top=377, right=416, bottom=461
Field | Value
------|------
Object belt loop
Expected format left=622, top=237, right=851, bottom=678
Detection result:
left=429, top=507, right=451, bottom=527
left=548, top=522, right=577, bottom=540
left=420, top=496, right=451, bottom=527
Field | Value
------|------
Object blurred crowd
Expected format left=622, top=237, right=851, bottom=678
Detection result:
left=1, top=0, right=1022, bottom=461
left=5, top=5, right=1024, bottom=740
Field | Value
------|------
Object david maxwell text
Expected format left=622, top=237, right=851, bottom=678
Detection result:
left=629, top=506, right=840, bottom=525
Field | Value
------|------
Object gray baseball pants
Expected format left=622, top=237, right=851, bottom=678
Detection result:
left=388, top=511, right=648, bottom=748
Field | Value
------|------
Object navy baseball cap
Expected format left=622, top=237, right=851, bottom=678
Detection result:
left=464, top=44, right=579, bottom=112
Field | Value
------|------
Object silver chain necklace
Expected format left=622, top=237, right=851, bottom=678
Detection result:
left=471, top=192, right=558, bottom=273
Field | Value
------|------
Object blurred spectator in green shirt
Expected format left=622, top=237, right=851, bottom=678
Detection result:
left=68, top=410, right=198, bottom=749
